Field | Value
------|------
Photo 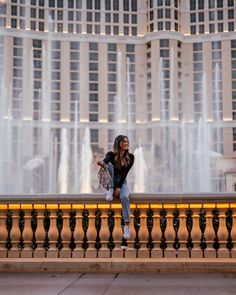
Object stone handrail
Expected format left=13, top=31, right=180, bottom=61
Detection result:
left=0, top=193, right=236, bottom=263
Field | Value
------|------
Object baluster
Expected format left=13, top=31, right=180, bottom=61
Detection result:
left=217, top=207, right=230, bottom=258
left=160, top=208, right=167, bottom=257
left=186, top=209, right=193, bottom=257
left=47, top=208, right=59, bottom=258
left=112, top=207, right=123, bottom=258
left=226, top=208, right=233, bottom=257
left=34, top=208, right=46, bottom=258
left=72, top=208, right=83, bottom=258
left=133, top=208, right=141, bottom=257
left=31, top=209, right=37, bottom=251
left=98, top=206, right=110, bottom=258
left=165, top=207, right=176, bottom=258
left=199, top=209, right=207, bottom=257
left=56, top=209, right=63, bottom=251
left=173, top=209, right=180, bottom=257
left=18, top=210, right=25, bottom=250
left=43, top=210, right=50, bottom=251
left=120, top=214, right=128, bottom=251
left=212, top=208, right=220, bottom=257
left=146, top=208, right=154, bottom=257
left=21, top=208, right=33, bottom=258
left=0, top=208, right=8, bottom=258
left=137, top=206, right=149, bottom=258
left=85, top=207, right=97, bottom=258
left=8, top=209, right=21, bottom=258
left=69, top=210, right=76, bottom=251
left=204, top=207, right=215, bottom=258
left=95, top=209, right=102, bottom=257
left=190, top=208, right=202, bottom=258
left=5, top=210, right=13, bottom=252
left=60, top=208, right=71, bottom=258
left=107, top=209, right=115, bottom=257
left=82, top=209, right=89, bottom=257
left=151, top=207, right=162, bottom=258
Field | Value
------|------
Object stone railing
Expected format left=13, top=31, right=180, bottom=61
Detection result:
left=0, top=193, right=236, bottom=263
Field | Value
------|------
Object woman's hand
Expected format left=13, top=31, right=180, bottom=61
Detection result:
left=97, top=160, right=105, bottom=168
left=114, top=188, right=121, bottom=198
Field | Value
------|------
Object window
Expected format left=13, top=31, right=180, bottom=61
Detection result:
left=123, top=0, right=129, bottom=11
left=191, top=26, right=196, bottom=35
left=209, top=11, right=215, bottom=21
left=198, top=12, right=204, bottom=22
left=190, top=13, right=196, bottom=23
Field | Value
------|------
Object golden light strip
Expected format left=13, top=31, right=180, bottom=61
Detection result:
left=0, top=203, right=234, bottom=210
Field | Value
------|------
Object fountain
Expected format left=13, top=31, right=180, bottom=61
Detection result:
left=0, top=27, right=228, bottom=194
left=79, top=127, right=93, bottom=193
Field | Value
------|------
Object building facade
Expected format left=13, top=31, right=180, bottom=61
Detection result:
left=0, top=0, right=235, bottom=193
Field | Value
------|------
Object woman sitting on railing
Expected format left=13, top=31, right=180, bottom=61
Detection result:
left=97, top=135, right=134, bottom=240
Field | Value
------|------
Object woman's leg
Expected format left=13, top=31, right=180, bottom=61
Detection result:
left=106, top=162, right=114, bottom=189
left=119, top=180, right=130, bottom=224
left=106, top=162, right=114, bottom=201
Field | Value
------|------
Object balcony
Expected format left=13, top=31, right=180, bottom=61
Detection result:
left=0, top=193, right=236, bottom=272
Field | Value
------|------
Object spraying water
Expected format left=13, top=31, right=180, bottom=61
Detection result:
left=79, top=127, right=92, bottom=193
left=133, top=145, right=147, bottom=192
left=58, top=128, right=68, bottom=193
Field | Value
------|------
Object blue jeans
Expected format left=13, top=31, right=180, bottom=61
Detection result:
left=107, top=162, right=130, bottom=223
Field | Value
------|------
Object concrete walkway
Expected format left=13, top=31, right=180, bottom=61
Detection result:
left=0, top=272, right=236, bottom=295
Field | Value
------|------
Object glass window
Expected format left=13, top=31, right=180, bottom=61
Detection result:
left=105, top=0, right=111, bottom=10
left=209, top=23, right=215, bottom=33
left=89, top=52, right=98, bottom=61
left=198, top=0, right=204, bottom=9
left=209, top=11, right=215, bottom=21
left=105, top=26, right=111, bottom=34
left=95, top=0, right=100, bottom=9
left=89, top=42, right=98, bottom=51
left=113, top=0, right=119, bottom=10
left=228, top=22, right=234, bottom=32
left=124, top=14, right=129, bottom=23
left=108, top=43, right=117, bottom=51
left=157, top=9, right=163, bottom=19
left=193, top=43, right=202, bottom=51
left=199, top=24, right=204, bottom=34
left=198, top=12, right=204, bottom=22
left=190, top=0, right=196, bottom=10
left=217, top=0, right=223, bottom=8
left=105, top=13, right=111, bottom=22
left=123, top=0, right=129, bottom=11
left=217, top=10, right=223, bottom=20
left=228, top=10, right=234, bottom=19
left=191, top=26, right=196, bottom=35
left=95, top=12, right=100, bottom=22
left=131, top=0, right=137, bottom=11
left=57, top=0, right=63, bottom=8
left=158, top=22, right=163, bottom=31
left=113, top=13, right=119, bottom=23
left=212, top=41, right=221, bottom=50
left=132, top=14, right=137, bottom=24
left=190, top=13, right=196, bottom=22
left=217, top=23, right=223, bottom=32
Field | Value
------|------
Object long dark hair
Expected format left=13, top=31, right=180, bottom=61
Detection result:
left=113, top=135, right=131, bottom=169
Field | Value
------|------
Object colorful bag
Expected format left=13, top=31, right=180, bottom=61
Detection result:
left=98, top=165, right=111, bottom=190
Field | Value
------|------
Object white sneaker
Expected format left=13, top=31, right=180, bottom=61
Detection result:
left=106, top=188, right=114, bottom=201
left=123, top=225, right=130, bottom=240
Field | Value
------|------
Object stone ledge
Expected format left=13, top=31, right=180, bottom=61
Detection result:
left=1, top=258, right=236, bottom=272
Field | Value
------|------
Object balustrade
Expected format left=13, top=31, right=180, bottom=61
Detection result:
left=0, top=194, right=235, bottom=259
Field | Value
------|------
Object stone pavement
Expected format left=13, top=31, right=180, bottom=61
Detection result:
left=0, top=272, right=236, bottom=295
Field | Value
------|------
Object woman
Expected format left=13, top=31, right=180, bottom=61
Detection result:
left=97, top=135, right=134, bottom=240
